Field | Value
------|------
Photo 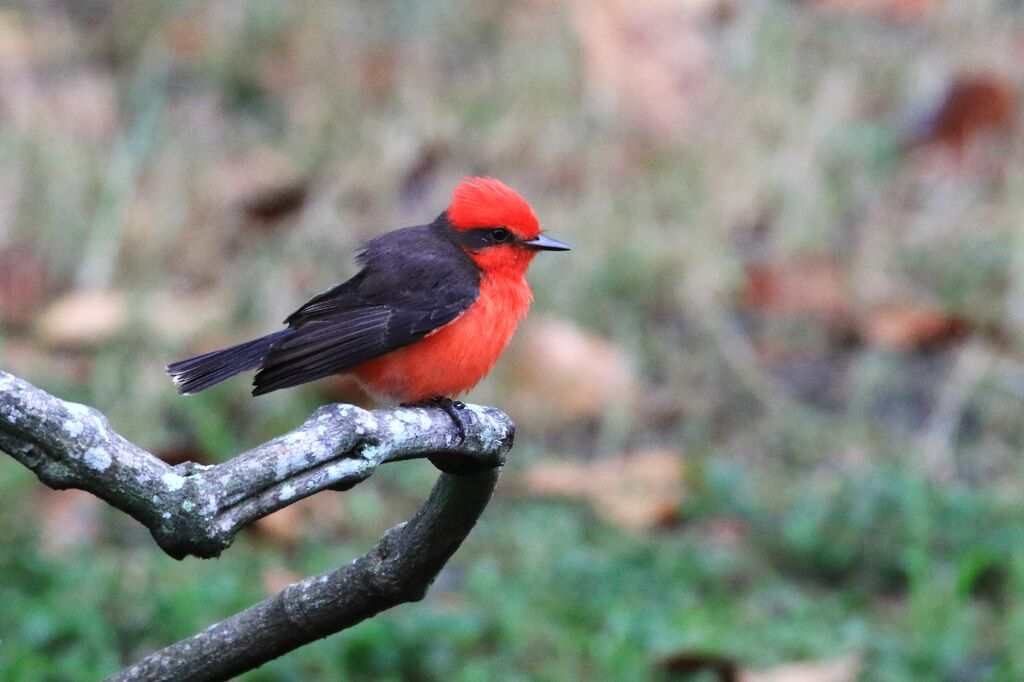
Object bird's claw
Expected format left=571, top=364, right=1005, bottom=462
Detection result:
left=402, top=396, right=467, bottom=445
left=403, top=397, right=497, bottom=474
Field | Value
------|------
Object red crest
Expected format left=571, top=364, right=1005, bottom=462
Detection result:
left=447, top=177, right=540, bottom=239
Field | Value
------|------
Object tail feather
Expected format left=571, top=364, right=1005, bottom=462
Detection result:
left=167, top=330, right=291, bottom=395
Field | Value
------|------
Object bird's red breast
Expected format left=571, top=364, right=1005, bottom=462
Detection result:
left=351, top=177, right=545, bottom=401
left=351, top=271, right=533, bottom=402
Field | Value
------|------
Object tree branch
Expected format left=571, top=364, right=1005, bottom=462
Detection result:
left=109, top=468, right=499, bottom=681
left=0, top=370, right=512, bottom=559
left=0, top=369, right=512, bottom=679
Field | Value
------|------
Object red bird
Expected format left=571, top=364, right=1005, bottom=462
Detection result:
left=167, top=177, right=569, bottom=431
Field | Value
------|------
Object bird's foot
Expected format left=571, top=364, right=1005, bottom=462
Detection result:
left=403, top=397, right=496, bottom=475
left=402, top=396, right=467, bottom=444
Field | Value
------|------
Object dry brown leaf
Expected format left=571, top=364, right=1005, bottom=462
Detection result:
left=571, top=0, right=718, bottom=139
left=209, top=148, right=304, bottom=217
left=36, top=289, right=128, bottom=348
left=240, top=182, right=309, bottom=225
left=505, top=317, right=635, bottom=429
left=740, top=654, right=861, bottom=682
left=905, top=73, right=1017, bottom=156
left=656, top=649, right=740, bottom=679
left=862, top=303, right=968, bottom=350
left=656, top=651, right=860, bottom=682
left=523, top=449, right=684, bottom=530
left=742, top=259, right=849, bottom=323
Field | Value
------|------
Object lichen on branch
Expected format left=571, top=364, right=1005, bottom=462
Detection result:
left=0, top=369, right=512, bottom=680
left=0, top=369, right=511, bottom=558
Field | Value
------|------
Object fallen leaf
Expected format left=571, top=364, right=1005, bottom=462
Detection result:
left=210, top=147, right=305, bottom=227
left=240, top=182, right=309, bottom=224
left=36, top=289, right=128, bottom=348
left=862, top=303, right=968, bottom=350
left=523, top=449, right=684, bottom=530
left=657, top=649, right=740, bottom=680
left=571, top=0, right=719, bottom=139
left=505, top=317, right=635, bottom=429
left=905, top=74, right=1017, bottom=157
left=742, top=258, right=849, bottom=323
left=656, top=651, right=860, bottom=682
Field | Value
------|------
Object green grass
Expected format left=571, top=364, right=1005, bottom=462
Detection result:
left=5, top=458, right=1024, bottom=680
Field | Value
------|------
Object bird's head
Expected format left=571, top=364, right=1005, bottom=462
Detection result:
left=445, top=177, right=570, bottom=277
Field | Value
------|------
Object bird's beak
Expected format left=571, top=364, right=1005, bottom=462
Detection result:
left=522, top=234, right=571, bottom=251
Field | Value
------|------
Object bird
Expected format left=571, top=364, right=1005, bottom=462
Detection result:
left=167, top=177, right=570, bottom=437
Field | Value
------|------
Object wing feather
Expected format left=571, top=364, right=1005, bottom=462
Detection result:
left=252, top=224, right=480, bottom=396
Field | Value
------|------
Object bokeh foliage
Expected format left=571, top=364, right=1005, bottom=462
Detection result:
left=2, top=0, right=1024, bottom=679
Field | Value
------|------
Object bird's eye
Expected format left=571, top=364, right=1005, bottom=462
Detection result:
left=490, top=228, right=511, bottom=243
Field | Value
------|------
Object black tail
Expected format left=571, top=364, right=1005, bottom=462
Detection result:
left=167, top=330, right=291, bottom=395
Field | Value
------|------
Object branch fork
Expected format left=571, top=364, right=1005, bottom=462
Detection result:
left=0, top=369, right=513, bottom=680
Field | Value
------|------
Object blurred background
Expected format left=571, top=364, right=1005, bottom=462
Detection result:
left=1, top=0, right=1023, bottom=679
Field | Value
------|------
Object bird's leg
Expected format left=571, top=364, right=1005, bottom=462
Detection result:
left=401, top=397, right=498, bottom=475
left=439, top=398, right=468, bottom=442
left=402, top=396, right=467, bottom=444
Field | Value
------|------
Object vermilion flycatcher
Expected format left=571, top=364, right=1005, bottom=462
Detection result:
left=167, top=177, right=569, bottom=431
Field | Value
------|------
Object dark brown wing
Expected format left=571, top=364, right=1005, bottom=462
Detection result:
left=252, top=223, right=479, bottom=395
